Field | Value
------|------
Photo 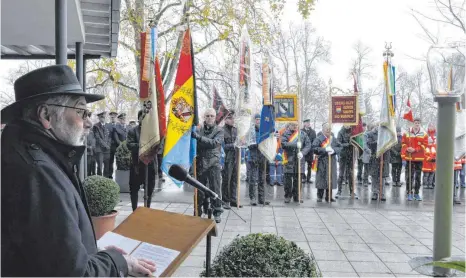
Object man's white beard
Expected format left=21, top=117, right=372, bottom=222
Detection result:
left=53, top=117, right=85, bottom=146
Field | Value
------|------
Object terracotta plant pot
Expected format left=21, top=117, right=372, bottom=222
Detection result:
left=92, top=210, right=118, bottom=240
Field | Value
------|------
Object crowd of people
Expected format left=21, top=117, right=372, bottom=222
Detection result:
left=193, top=110, right=466, bottom=224
left=2, top=65, right=465, bottom=276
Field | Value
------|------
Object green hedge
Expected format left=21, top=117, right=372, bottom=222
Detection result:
left=115, top=141, right=131, bottom=171
left=201, top=233, right=320, bottom=277
left=83, top=175, right=120, bottom=216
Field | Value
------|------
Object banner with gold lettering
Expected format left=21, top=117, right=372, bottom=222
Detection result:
left=331, top=96, right=358, bottom=125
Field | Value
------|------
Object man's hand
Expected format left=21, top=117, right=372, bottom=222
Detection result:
left=124, top=255, right=156, bottom=277
left=191, top=131, right=200, bottom=139
left=407, top=147, right=415, bottom=153
left=297, top=152, right=303, bottom=160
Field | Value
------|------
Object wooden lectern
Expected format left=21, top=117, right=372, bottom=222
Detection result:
left=113, top=207, right=217, bottom=277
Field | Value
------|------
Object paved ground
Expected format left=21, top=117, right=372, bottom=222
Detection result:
left=114, top=167, right=466, bottom=277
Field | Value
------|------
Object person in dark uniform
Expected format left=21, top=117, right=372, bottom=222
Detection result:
left=108, top=111, right=118, bottom=178
left=247, top=114, right=270, bottom=206
left=113, top=113, right=127, bottom=147
left=1, top=65, right=154, bottom=276
left=357, top=123, right=369, bottom=184
left=302, top=119, right=316, bottom=183
left=312, top=123, right=342, bottom=202
left=390, top=127, right=403, bottom=187
left=127, top=110, right=157, bottom=211
left=157, top=137, right=165, bottom=182
left=129, top=120, right=137, bottom=128
left=193, top=108, right=224, bottom=223
left=336, top=125, right=357, bottom=198
left=86, top=113, right=96, bottom=176
left=281, top=122, right=312, bottom=203
left=366, top=125, right=387, bottom=201
left=222, top=112, right=240, bottom=209
left=93, top=112, right=112, bottom=177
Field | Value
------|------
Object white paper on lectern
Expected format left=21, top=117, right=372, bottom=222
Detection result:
left=97, top=232, right=141, bottom=254
left=97, top=232, right=181, bottom=277
left=131, top=242, right=180, bottom=277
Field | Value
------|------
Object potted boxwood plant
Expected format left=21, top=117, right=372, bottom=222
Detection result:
left=83, top=175, right=120, bottom=240
left=115, top=141, right=131, bottom=193
left=201, top=233, right=320, bottom=277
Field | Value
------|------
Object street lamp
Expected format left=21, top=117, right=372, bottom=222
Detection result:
left=427, top=43, right=465, bottom=275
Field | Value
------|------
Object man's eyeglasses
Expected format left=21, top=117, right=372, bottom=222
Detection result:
left=47, top=104, right=91, bottom=119
left=205, top=115, right=215, bottom=118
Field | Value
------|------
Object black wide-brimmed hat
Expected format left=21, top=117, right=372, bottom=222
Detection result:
left=117, top=113, right=126, bottom=119
left=1, top=65, right=105, bottom=124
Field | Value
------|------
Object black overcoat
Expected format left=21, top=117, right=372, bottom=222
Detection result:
left=1, top=120, right=128, bottom=276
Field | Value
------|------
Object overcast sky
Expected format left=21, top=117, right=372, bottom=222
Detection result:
left=282, top=0, right=463, bottom=91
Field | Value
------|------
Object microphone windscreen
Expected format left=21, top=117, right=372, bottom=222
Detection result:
left=168, top=164, right=189, bottom=181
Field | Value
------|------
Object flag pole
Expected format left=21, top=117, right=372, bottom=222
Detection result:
left=297, top=88, right=302, bottom=203
left=379, top=153, right=383, bottom=201
left=328, top=78, right=333, bottom=201
left=236, top=147, right=241, bottom=209
left=194, top=162, right=198, bottom=216
left=352, top=146, right=356, bottom=198
left=187, top=12, right=200, bottom=216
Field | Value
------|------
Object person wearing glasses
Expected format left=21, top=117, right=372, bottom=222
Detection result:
left=1, top=65, right=155, bottom=276
left=192, top=108, right=224, bottom=223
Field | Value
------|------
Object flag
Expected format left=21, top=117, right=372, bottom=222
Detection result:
left=350, top=73, right=365, bottom=154
left=258, top=55, right=277, bottom=162
left=391, top=65, right=396, bottom=111
left=155, top=57, right=166, bottom=138
left=403, top=98, right=414, bottom=122
left=139, top=27, right=161, bottom=164
left=376, top=61, right=398, bottom=157
left=234, top=25, right=256, bottom=148
left=213, top=86, right=229, bottom=124
left=162, top=28, right=197, bottom=186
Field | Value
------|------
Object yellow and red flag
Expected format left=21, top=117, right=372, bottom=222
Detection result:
left=161, top=28, right=198, bottom=186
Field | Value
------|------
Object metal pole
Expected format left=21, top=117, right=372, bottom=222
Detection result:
left=55, top=0, right=67, bottom=65
left=76, top=42, right=86, bottom=180
left=76, top=42, right=83, bottom=83
left=433, top=96, right=458, bottom=263
left=82, top=58, right=87, bottom=91
left=144, top=164, right=149, bottom=207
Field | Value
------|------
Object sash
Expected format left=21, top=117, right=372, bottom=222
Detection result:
left=283, top=130, right=299, bottom=165
left=312, top=136, right=331, bottom=171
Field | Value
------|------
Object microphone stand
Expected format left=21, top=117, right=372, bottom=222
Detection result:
left=203, top=192, right=246, bottom=277
left=205, top=194, right=212, bottom=277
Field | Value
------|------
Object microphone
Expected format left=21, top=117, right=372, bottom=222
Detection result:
left=168, top=165, right=219, bottom=199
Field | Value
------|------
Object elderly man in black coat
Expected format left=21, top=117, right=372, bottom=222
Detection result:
left=312, top=123, right=342, bottom=202
left=281, top=122, right=312, bottom=203
left=1, top=65, right=155, bottom=277
left=302, top=119, right=316, bottom=183
left=192, top=108, right=224, bottom=223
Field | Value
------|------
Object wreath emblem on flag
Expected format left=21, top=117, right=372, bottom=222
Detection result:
left=172, top=97, right=193, bottom=123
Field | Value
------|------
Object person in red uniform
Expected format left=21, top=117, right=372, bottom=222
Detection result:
left=401, top=118, right=427, bottom=201
left=422, top=123, right=436, bottom=189
left=454, top=156, right=463, bottom=204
